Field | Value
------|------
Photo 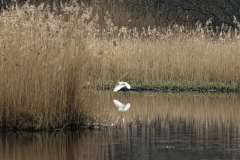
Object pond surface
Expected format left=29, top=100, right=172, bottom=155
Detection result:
left=1, top=92, right=240, bottom=160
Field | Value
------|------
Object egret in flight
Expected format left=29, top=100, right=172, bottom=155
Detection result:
left=113, top=99, right=131, bottom=112
left=113, top=81, right=131, bottom=92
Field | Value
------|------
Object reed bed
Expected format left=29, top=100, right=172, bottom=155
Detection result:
left=84, top=8, right=240, bottom=89
left=0, top=3, right=90, bottom=130
left=1, top=2, right=240, bottom=130
left=87, top=38, right=240, bottom=90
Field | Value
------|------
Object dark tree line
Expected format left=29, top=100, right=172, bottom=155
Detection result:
left=1, top=0, right=240, bottom=29
left=129, top=0, right=240, bottom=27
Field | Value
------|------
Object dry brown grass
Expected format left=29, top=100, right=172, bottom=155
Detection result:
left=1, top=2, right=240, bottom=130
left=86, top=37, right=240, bottom=89
left=84, top=11, right=240, bottom=89
left=0, top=3, right=90, bottom=129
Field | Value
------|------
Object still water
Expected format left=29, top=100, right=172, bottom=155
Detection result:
left=1, top=92, right=240, bottom=160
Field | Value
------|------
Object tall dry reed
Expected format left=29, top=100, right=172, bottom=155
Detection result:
left=86, top=38, right=240, bottom=89
left=0, top=3, right=90, bottom=130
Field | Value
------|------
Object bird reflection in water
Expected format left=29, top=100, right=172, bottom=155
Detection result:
left=113, top=99, right=131, bottom=112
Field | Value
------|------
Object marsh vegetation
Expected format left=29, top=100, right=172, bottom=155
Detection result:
left=1, top=1, right=240, bottom=130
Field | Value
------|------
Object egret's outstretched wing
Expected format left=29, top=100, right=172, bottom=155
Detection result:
left=113, top=99, right=125, bottom=108
left=113, top=81, right=131, bottom=92
left=123, top=82, right=131, bottom=89
left=113, top=84, right=125, bottom=92
left=118, top=81, right=125, bottom=85
left=123, top=103, right=131, bottom=111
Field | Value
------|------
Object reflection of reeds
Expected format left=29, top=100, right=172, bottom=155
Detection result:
left=0, top=121, right=239, bottom=160
left=112, top=92, right=240, bottom=125
left=85, top=91, right=240, bottom=155
left=0, top=131, right=115, bottom=160
left=90, top=91, right=240, bottom=130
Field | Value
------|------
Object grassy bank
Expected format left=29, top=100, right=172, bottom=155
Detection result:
left=0, top=3, right=240, bottom=130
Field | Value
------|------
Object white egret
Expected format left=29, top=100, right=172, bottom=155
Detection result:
left=113, top=81, right=131, bottom=92
left=113, top=99, right=131, bottom=112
